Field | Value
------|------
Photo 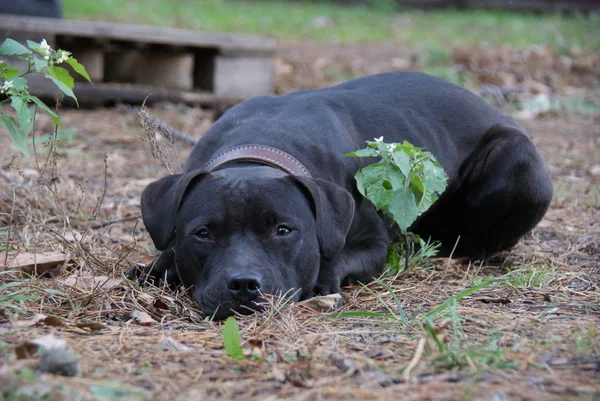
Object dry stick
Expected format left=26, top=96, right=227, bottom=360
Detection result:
left=121, top=104, right=198, bottom=146
left=91, top=216, right=140, bottom=229
left=3, top=188, right=16, bottom=267
left=112, top=219, right=141, bottom=276
left=403, top=336, right=426, bottom=381
left=80, top=155, right=109, bottom=244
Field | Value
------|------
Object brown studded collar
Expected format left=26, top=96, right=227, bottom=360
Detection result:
left=203, top=145, right=312, bottom=177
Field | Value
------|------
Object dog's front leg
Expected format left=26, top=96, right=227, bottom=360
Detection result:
left=128, top=244, right=181, bottom=288
left=313, top=207, right=390, bottom=296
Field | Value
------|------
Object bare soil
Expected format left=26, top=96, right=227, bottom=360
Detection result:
left=0, top=42, right=599, bottom=401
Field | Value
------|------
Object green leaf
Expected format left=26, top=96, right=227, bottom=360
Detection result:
left=387, top=165, right=405, bottom=191
left=422, top=278, right=495, bottom=320
left=1, top=67, right=20, bottom=79
left=391, top=149, right=411, bottom=177
left=386, top=186, right=418, bottom=233
left=33, top=56, right=48, bottom=73
left=0, top=115, right=29, bottom=157
left=360, top=163, right=393, bottom=210
left=222, top=316, right=244, bottom=360
left=11, top=95, right=33, bottom=136
left=354, top=170, right=366, bottom=198
left=45, top=71, right=78, bottom=105
left=422, top=159, right=448, bottom=194
left=0, top=39, right=32, bottom=56
left=9, top=77, right=28, bottom=91
left=28, top=95, right=61, bottom=126
left=409, top=175, right=425, bottom=206
left=47, top=65, right=74, bottom=89
left=65, top=58, right=92, bottom=83
left=345, top=147, right=378, bottom=158
left=26, top=40, right=42, bottom=50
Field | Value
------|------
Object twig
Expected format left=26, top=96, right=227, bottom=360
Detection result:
left=121, top=104, right=198, bottom=146
left=91, top=216, right=140, bottom=229
left=403, top=336, right=426, bottom=381
left=404, top=234, right=412, bottom=272
left=81, top=155, right=109, bottom=243
left=3, top=188, right=16, bottom=267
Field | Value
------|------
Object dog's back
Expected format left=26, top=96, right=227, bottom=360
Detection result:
left=188, top=72, right=518, bottom=181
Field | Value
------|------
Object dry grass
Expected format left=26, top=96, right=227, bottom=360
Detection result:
left=1, top=44, right=599, bottom=401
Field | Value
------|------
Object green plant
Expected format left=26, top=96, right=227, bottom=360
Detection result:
left=346, top=137, right=448, bottom=270
left=0, top=271, right=40, bottom=314
left=0, top=38, right=90, bottom=156
left=222, top=316, right=244, bottom=360
left=423, top=316, right=518, bottom=372
left=503, top=264, right=556, bottom=289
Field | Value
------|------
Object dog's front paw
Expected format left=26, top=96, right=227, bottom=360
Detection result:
left=128, top=248, right=180, bottom=288
left=313, top=283, right=341, bottom=297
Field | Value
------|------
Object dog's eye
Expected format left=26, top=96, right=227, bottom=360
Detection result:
left=197, top=229, right=210, bottom=240
left=276, top=225, right=292, bottom=236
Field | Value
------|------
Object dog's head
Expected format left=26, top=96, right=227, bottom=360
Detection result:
left=140, top=166, right=354, bottom=319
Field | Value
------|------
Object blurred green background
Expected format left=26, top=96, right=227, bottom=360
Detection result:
left=62, top=0, right=599, bottom=52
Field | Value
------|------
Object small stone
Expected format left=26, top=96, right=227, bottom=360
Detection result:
left=38, top=348, right=79, bottom=377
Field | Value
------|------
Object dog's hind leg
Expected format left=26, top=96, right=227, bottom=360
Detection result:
left=413, top=124, right=553, bottom=258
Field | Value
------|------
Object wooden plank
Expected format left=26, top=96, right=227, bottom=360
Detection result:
left=0, top=16, right=276, bottom=54
left=214, top=55, right=275, bottom=98
left=26, top=76, right=243, bottom=107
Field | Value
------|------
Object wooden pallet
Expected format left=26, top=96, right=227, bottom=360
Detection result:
left=0, top=16, right=277, bottom=107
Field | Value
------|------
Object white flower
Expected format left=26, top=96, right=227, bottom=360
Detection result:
left=374, top=136, right=384, bottom=143
left=387, top=144, right=395, bottom=153
left=1, top=80, right=14, bottom=93
left=44, top=55, right=50, bottom=60
left=57, top=51, right=70, bottom=63
left=40, top=39, right=51, bottom=53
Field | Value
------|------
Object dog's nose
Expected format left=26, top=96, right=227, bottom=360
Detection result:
left=227, top=272, right=262, bottom=300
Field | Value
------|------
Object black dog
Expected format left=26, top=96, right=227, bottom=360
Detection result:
left=136, top=72, right=552, bottom=319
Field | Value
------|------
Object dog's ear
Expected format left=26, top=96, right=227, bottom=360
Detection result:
left=141, top=170, right=207, bottom=250
left=290, top=176, right=355, bottom=261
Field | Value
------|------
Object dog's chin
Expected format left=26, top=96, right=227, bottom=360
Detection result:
left=195, top=288, right=265, bottom=320
left=200, top=299, right=264, bottom=321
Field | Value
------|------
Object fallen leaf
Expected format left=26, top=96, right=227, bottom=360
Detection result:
left=38, top=316, right=66, bottom=327
left=272, top=365, right=287, bottom=382
left=15, top=334, right=68, bottom=359
left=477, top=297, right=511, bottom=305
left=74, top=322, right=107, bottom=331
left=62, top=231, right=85, bottom=243
left=161, top=336, right=192, bottom=352
left=131, top=310, right=156, bottom=326
left=61, top=272, right=123, bottom=291
left=297, top=294, right=342, bottom=312
left=6, top=252, right=72, bottom=276
left=12, top=314, right=48, bottom=327
left=152, top=297, right=170, bottom=311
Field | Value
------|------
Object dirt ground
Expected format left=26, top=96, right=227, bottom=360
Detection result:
left=0, top=42, right=599, bottom=401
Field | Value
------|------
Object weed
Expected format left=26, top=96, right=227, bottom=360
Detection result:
left=503, top=264, right=556, bottom=289
left=0, top=271, right=40, bottom=316
left=347, top=138, right=448, bottom=270
left=386, top=236, right=441, bottom=274
left=0, top=38, right=90, bottom=156
left=572, top=325, right=599, bottom=354
left=222, top=316, right=244, bottom=360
